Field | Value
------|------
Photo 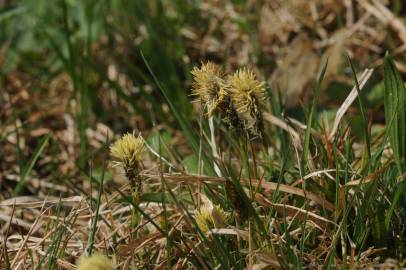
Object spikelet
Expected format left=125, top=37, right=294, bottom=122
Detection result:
left=110, top=133, right=145, bottom=188
left=228, top=68, right=266, bottom=136
left=77, top=254, right=114, bottom=270
left=191, top=62, right=228, bottom=117
left=195, top=206, right=211, bottom=233
left=222, top=99, right=244, bottom=133
left=195, top=204, right=228, bottom=233
left=211, top=204, right=228, bottom=227
left=110, top=133, right=145, bottom=170
left=110, top=133, right=145, bottom=226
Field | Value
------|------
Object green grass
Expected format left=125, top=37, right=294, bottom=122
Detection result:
left=0, top=1, right=406, bottom=269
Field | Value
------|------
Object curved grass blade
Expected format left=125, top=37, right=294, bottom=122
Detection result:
left=301, top=60, right=328, bottom=176
left=348, top=56, right=371, bottom=162
left=13, top=135, right=50, bottom=196
left=140, top=51, right=215, bottom=175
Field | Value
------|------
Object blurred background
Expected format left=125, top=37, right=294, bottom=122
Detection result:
left=1, top=0, right=406, bottom=196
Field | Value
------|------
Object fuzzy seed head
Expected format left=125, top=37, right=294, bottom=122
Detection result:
left=211, top=204, right=228, bottom=227
left=195, top=204, right=228, bottom=233
left=77, top=254, right=114, bottom=270
left=110, top=133, right=145, bottom=168
left=228, top=68, right=266, bottom=132
left=195, top=206, right=211, bottom=233
left=191, top=62, right=228, bottom=116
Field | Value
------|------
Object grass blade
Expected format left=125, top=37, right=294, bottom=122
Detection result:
left=383, top=54, right=406, bottom=172
left=383, top=55, right=406, bottom=227
left=301, top=60, right=328, bottom=176
left=13, top=135, right=50, bottom=196
left=140, top=51, right=215, bottom=175
left=348, top=56, right=371, bottom=162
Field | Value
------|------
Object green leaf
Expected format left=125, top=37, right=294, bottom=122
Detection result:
left=383, top=55, right=406, bottom=172
left=141, top=192, right=171, bottom=203
left=348, top=56, right=371, bottom=162
left=182, top=154, right=199, bottom=174
left=13, top=135, right=50, bottom=196
left=301, top=60, right=328, bottom=175
left=140, top=51, right=215, bottom=175
left=147, top=130, right=172, bottom=158
left=383, top=54, right=406, bottom=228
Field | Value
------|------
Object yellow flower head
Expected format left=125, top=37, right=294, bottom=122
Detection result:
left=228, top=68, right=266, bottom=133
left=211, top=204, right=228, bottom=228
left=195, top=204, right=228, bottom=233
left=195, top=206, right=211, bottom=233
left=191, top=62, right=228, bottom=116
left=77, top=253, right=114, bottom=270
left=110, top=133, right=145, bottom=168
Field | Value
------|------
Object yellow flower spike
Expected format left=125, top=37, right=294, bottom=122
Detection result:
left=228, top=68, right=266, bottom=134
left=77, top=253, right=114, bottom=270
left=195, top=206, right=211, bottom=233
left=191, top=62, right=228, bottom=117
left=110, top=133, right=145, bottom=169
left=195, top=204, right=228, bottom=233
left=211, top=204, right=228, bottom=228
left=110, top=133, right=146, bottom=227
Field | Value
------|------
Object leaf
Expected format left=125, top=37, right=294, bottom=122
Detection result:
left=383, top=54, right=406, bottom=228
left=0, top=5, right=26, bottom=23
left=348, top=57, right=371, bottom=161
left=147, top=130, right=171, bottom=158
left=13, top=135, right=50, bottom=196
left=383, top=55, right=406, bottom=172
left=140, top=51, right=215, bottom=176
left=182, top=154, right=199, bottom=174
left=301, top=60, right=328, bottom=175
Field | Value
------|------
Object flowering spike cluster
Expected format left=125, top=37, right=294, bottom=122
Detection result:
left=110, top=133, right=145, bottom=205
left=110, top=133, right=145, bottom=170
left=191, top=62, right=267, bottom=136
left=191, top=62, right=228, bottom=117
left=77, top=254, right=114, bottom=270
left=195, top=204, right=228, bottom=233
left=227, top=68, right=266, bottom=135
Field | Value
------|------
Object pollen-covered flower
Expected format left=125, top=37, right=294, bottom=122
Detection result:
left=110, top=133, right=145, bottom=211
left=191, top=62, right=228, bottom=116
left=195, top=207, right=211, bottom=233
left=110, top=133, right=145, bottom=169
left=228, top=68, right=266, bottom=135
left=195, top=204, right=228, bottom=233
left=77, top=253, right=114, bottom=270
